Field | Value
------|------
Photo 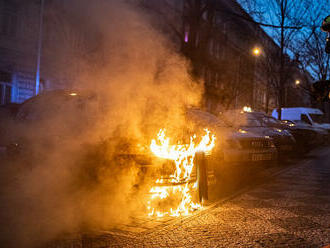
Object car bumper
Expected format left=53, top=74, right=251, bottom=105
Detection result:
left=224, top=148, right=278, bottom=163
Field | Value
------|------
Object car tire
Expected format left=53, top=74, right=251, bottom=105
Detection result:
left=195, top=152, right=208, bottom=203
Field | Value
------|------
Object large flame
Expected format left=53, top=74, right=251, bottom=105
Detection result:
left=147, top=129, right=215, bottom=217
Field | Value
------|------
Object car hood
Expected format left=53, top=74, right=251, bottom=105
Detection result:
left=212, top=126, right=270, bottom=141
left=238, top=126, right=291, bottom=138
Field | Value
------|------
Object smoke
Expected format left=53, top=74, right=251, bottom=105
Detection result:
left=0, top=0, right=203, bottom=247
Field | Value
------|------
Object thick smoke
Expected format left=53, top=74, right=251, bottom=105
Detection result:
left=0, top=0, right=203, bottom=247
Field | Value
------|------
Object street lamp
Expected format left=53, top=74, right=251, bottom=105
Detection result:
left=295, top=80, right=301, bottom=86
left=252, top=47, right=261, bottom=56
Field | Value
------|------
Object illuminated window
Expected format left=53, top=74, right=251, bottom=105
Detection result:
left=184, top=25, right=189, bottom=43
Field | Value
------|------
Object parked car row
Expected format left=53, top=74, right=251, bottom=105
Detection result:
left=2, top=91, right=329, bottom=168
left=219, top=107, right=330, bottom=159
left=272, top=107, right=330, bottom=144
left=1, top=91, right=330, bottom=204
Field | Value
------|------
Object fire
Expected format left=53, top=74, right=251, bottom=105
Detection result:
left=147, top=129, right=216, bottom=217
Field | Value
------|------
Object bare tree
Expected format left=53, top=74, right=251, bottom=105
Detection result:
left=300, top=29, right=330, bottom=81
left=237, top=0, right=316, bottom=119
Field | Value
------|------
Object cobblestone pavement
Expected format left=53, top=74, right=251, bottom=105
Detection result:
left=49, top=147, right=330, bottom=248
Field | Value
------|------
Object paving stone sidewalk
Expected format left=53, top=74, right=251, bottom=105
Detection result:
left=49, top=148, right=330, bottom=248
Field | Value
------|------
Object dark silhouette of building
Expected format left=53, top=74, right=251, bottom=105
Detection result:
left=140, top=0, right=312, bottom=114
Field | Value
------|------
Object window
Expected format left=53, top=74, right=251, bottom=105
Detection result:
left=262, top=116, right=280, bottom=127
left=246, top=117, right=262, bottom=127
left=309, top=114, right=326, bottom=124
left=184, top=24, right=189, bottom=43
left=301, top=114, right=312, bottom=125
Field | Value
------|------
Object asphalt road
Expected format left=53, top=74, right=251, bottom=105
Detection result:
left=46, top=146, right=330, bottom=248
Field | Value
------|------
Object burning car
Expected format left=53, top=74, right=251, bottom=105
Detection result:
left=187, top=108, right=277, bottom=164
left=142, top=108, right=277, bottom=217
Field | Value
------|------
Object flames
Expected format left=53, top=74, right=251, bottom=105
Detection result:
left=147, top=129, right=215, bottom=217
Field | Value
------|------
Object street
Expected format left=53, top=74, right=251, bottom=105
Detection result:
left=46, top=147, right=330, bottom=248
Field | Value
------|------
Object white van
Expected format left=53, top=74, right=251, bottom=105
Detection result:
left=272, top=107, right=330, bottom=131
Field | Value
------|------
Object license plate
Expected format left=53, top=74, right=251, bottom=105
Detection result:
left=251, top=153, right=272, bottom=161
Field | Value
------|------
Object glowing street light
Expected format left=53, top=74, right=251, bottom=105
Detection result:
left=252, top=47, right=261, bottom=56
left=295, top=80, right=301, bottom=86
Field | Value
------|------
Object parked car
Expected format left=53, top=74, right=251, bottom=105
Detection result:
left=246, top=112, right=324, bottom=151
left=272, top=107, right=330, bottom=144
left=2, top=90, right=100, bottom=159
left=187, top=108, right=277, bottom=166
left=220, top=110, right=296, bottom=159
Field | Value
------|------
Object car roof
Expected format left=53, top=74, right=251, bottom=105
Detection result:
left=272, top=107, right=323, bottom=115
left=187, top=108, right=228, bottom=127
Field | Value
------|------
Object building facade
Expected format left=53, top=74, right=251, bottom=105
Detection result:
left=0, top=0, right=93, bottom=105
left=0, top=0, right=42, bottom=105
left=140, top=0, right=312, bottom=114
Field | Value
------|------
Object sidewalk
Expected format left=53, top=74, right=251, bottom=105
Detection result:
left=48, top=147, right=330, bottom=247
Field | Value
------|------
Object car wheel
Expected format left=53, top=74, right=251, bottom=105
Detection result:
left=195, top=152, right=208, bottom=203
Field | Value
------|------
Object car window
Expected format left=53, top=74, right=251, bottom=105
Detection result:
left=17, top=92, right=99, bottom=123
left=301, top=114, right=312, bottom=125
left=261, top=116, right=281, bottom=126
left=309, top=114, right=326, bottom=124
left=223, top=112, right=262, bottom=127
left=17, top=95, right=72, bottom=121
left=245, top=117, right=262, bottom=127
left=187, top=109, right=228, bottom=128
left=264, top=117, right=279, bottom=124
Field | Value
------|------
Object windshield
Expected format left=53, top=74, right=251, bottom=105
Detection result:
left=294, top=120, right=311, bottom=125
left=222, top=112, right=262, bottom=127
left=262, top=116, right=281, bottom=125
left=309, top=114, right=326, bottom=124
left=244, top=117, right=262, bottom=127
left=187, top=109, right=228, bottom=128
